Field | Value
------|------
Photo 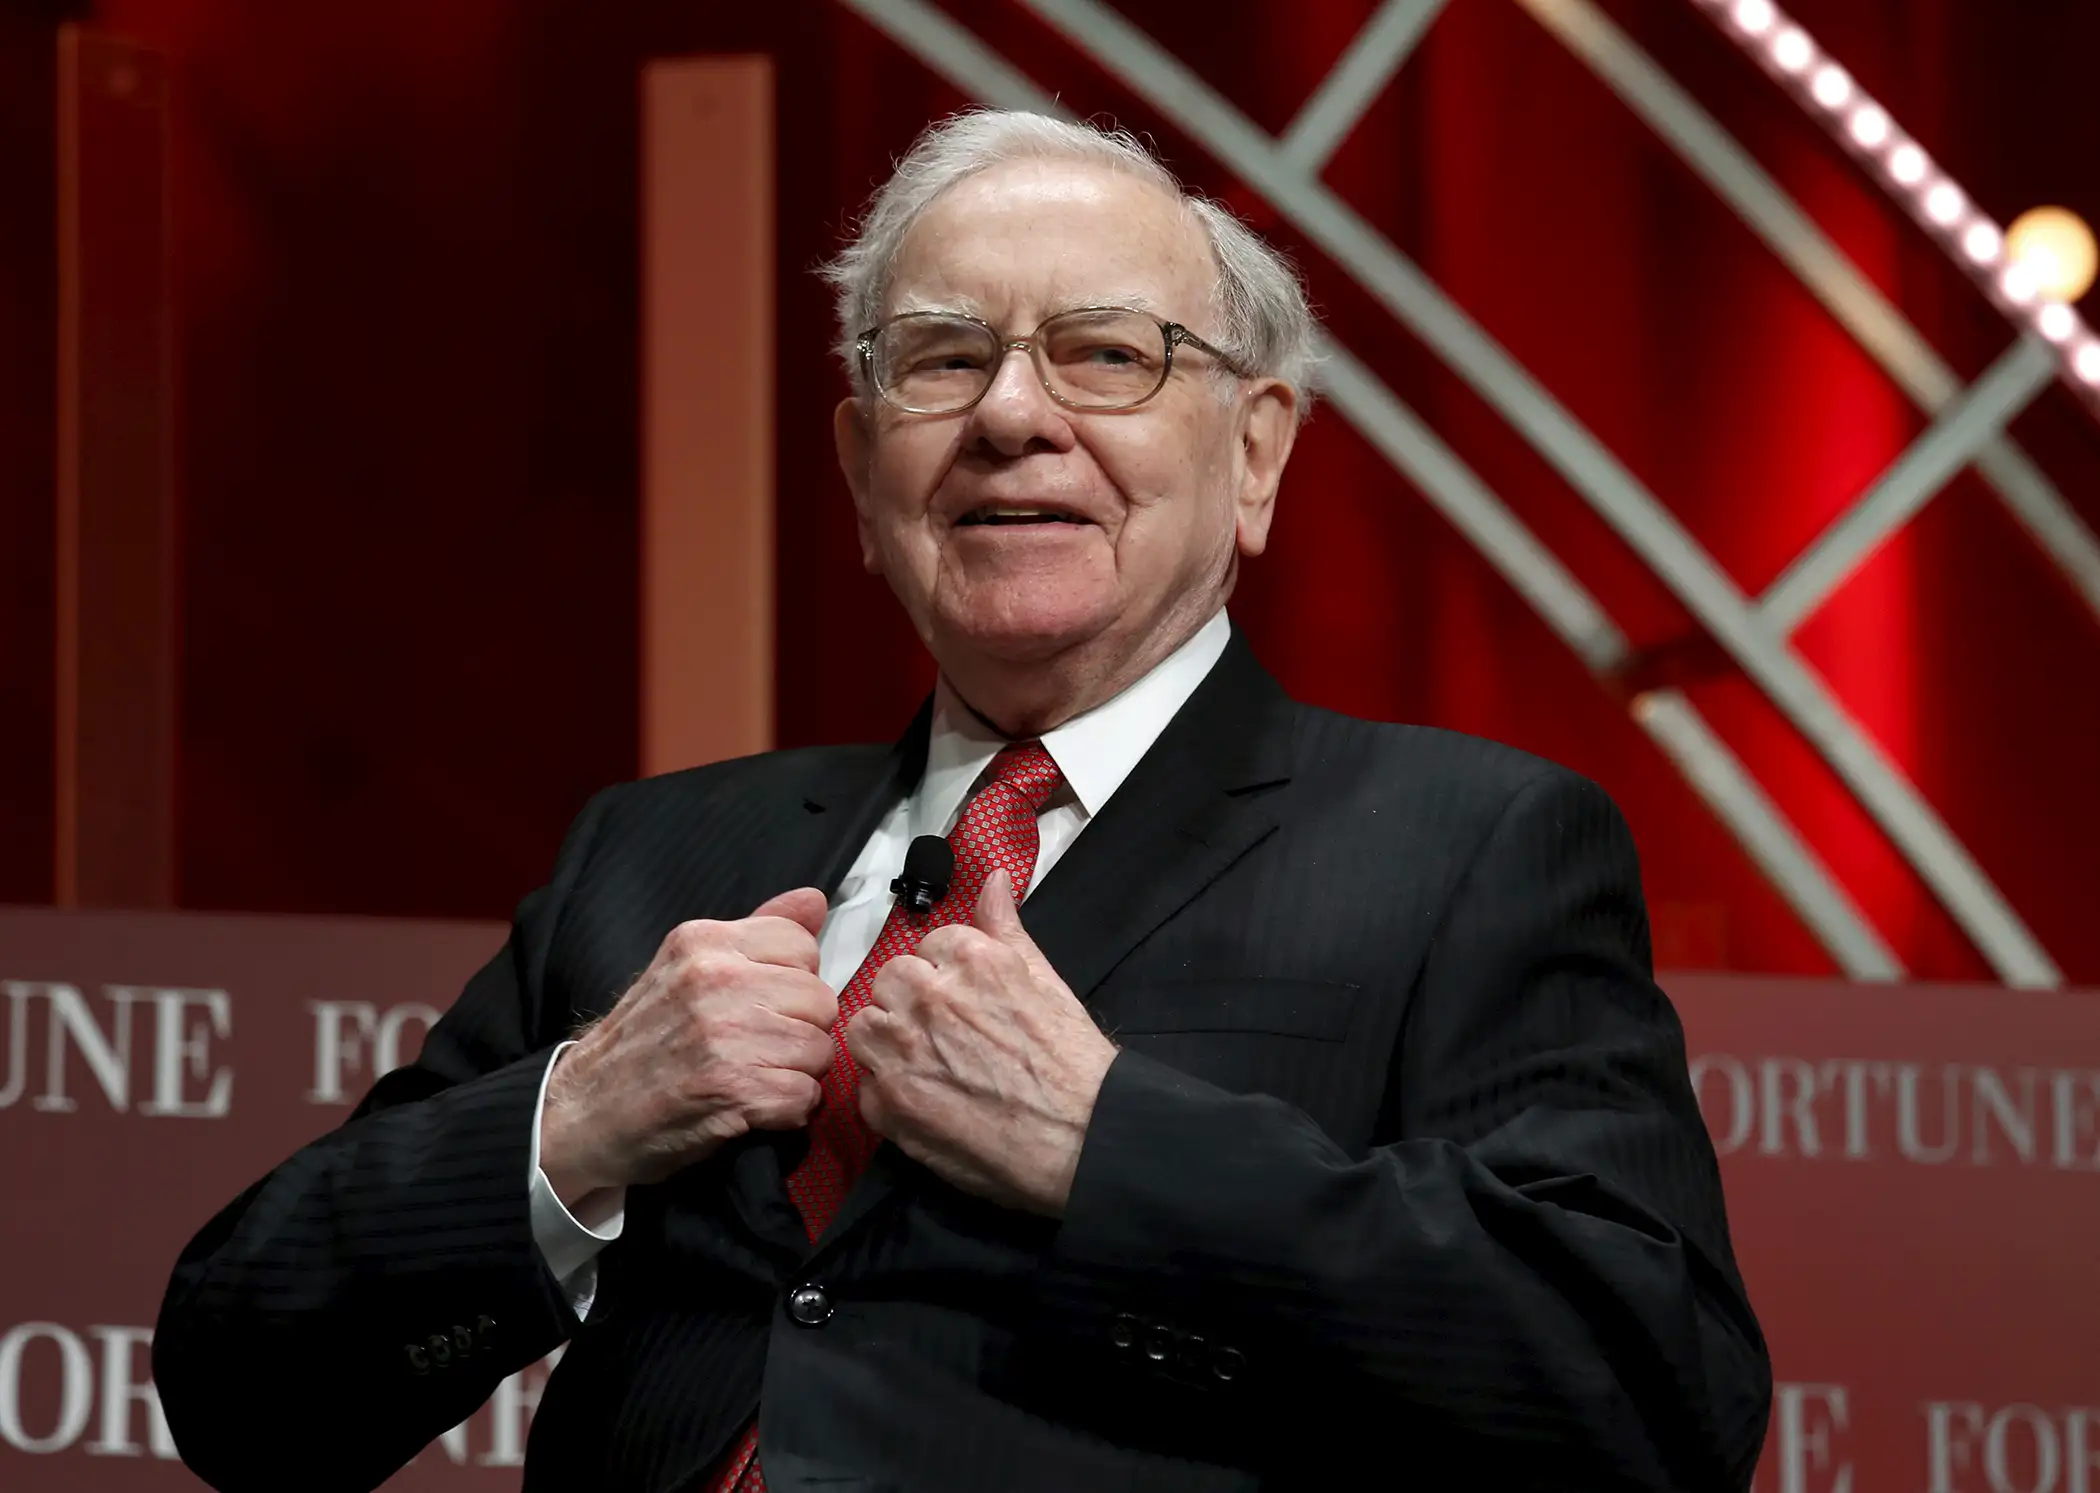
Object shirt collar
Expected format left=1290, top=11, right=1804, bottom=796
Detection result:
left=913, top=609, right=1232, bottom=839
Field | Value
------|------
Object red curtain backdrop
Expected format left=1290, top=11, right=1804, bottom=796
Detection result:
left=0, top=2, right=71, bottom=912
left=2, top=0, right=2097, bottom=981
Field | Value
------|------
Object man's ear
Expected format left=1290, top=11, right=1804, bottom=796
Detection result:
left=833, top=396, right=885, bottom=577
left=1233, top=379, right=1298, bottom=558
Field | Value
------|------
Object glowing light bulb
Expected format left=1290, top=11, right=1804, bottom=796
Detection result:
left=1771, top=28, right=1813, bottom=72
left=1964, top=222, right=2004, bottom=264
left=1888, top=144, right=1928, bottom=186
left=1810, top=65, right=1853, bottom=109
left=2038, top=303, right=2078, bottom=343
left=2006, top=206, right=2099, bottom=303
left=1732, top=0, right=1776, bottom=34
left=1925, top=184, right=1965, bottom=226
left=2002, top=263, right=2038, bottom=304
left=1848, top=105, right=1891, bottom=148
left=2076, top=342, right=2100, bottom=385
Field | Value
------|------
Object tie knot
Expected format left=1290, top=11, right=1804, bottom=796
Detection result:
left=987, top=740, right=1063, bottom=814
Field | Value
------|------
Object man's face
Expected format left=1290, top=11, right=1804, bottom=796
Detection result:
left=834, top=159, right=1296, bottom=689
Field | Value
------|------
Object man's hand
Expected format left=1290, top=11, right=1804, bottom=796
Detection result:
left=847, top=871, right=1117, bottom=1216
left=539, top=888, right=836, bottom=1206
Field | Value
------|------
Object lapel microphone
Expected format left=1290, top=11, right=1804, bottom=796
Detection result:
left=890, top=834, right=954, bottom=914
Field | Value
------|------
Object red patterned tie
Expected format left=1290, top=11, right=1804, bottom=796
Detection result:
left=709, top=740, right=1065, bottom=1493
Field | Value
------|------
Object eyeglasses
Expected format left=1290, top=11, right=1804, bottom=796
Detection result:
left=855, top=306, right=1246, bottom=415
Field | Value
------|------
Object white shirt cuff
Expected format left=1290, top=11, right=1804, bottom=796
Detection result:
left=529, top=1041, right=625, bottom=1318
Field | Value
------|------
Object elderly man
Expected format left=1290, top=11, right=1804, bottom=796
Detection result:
left=156, top=111, right=1770, bottom=1492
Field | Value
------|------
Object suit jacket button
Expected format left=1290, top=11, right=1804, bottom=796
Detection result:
left=786, top=1284, right=834, bottom=1327
left=1211, top=1347, right=1246, bottom=1383
left=1110, top=1313, right=1139, bottom=1350
left=405, top=1344, right=431, bottom=1375
left=451, top=1325, right=474, bottom=1357
left=1142, top=1324, right=1174, bottom=1363
left=427, top=1333, right=453, bottom=1367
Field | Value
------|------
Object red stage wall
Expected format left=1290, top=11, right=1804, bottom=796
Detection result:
left=1, top=0, right=2098, bottom=981
left=3, top=908, right=2098, bottom=1492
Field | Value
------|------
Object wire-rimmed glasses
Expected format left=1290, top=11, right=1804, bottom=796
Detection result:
left=855, top=306, right=1245, bottom=415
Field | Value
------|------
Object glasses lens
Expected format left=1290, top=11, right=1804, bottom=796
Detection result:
left=1038, top=310, right=1169, bottom=408
left=871, top=315, right=999, bottom=412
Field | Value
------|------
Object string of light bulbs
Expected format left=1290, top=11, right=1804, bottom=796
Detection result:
left=1691, top=0, right=2100, bottom=415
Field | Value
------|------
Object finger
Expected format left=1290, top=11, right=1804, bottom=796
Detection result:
left=867, top=953, right=933, bottom=1013
left=753, top=1010, right=837, bottom=1079
left=972, top=870, right=1060, bottom=986
left=750, top=886, right=829, bottom=939
left=914, top=922, right=994, bottom=968
left=972, top=868, right=1025, bottom=939
left=857, top=1077, right=889, bottom=1137
left=843, top=1005, right=898, bottom=1071
left=722, top=914, right=824, bottom=975
left=745, top=968, right=841, bottom=1030
left=743, top=1069, right=824, bottom=1131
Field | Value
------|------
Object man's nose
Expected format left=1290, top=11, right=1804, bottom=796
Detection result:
left=965, top=345, right=1074, bottom=456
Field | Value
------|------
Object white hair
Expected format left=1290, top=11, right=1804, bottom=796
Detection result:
left=820, top=110, right=1321, bottom=417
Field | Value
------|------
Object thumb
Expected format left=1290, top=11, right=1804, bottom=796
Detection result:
left=973, top=870, right=1057, bottom=982
left=750, top=886, right=828, bottom=939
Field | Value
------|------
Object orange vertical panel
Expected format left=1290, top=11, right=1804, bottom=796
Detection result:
left=641, top=56, right=776, bottom=776
left=54, top=27, right=177, bottom=908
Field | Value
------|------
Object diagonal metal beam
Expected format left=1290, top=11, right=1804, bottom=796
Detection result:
left=1976, top=447, right=2100, bottom=622
left=1007, top=0, right=2056, bottom=984
left=1760, top=336, right=2060, bottom=634
left=1316, top=340, right=1628, bottom=674
left=836, top=0, right=1067, bottom=114
left=1319, top=346, right=1903, bottom=981
left=1631, top=688, right=1902, bottom=980
left=1279, top=0, right=1453, bottom=175
left=837, top=0, right=1904, bottom=981
left=1320, top=342, right=1902, bottom=979
left=1514, top=0, right=2100, bottom=628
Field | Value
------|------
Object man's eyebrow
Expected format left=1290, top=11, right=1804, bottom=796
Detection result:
left=889, top=294, right=987, bottom=319
left=1047, top=291, right=1162, bottom=315
left=881, top=292, right=1179, bottom=328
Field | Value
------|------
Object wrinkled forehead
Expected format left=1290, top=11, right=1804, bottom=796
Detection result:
left=882, top=159, right=1219, bottom=331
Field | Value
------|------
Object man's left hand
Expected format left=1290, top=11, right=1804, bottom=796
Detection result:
left=847, top=870, right=1117, bottom=1216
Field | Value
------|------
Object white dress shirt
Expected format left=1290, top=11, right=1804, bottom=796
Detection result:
left=527, top=609, right=1232, bottom=1316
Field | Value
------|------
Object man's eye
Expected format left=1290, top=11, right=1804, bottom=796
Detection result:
left=906, top=350, right=987, bottom=374
left=1075, top=342, right=1142, bottom=366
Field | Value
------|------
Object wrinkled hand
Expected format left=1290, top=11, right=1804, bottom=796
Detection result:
left=539, top=888, right=837, bottom=1206
left=847, top=870, right=1118, bottom=1216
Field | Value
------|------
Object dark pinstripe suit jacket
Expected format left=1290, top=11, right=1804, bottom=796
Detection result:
left=155, top=633, right=1771, bottom=1493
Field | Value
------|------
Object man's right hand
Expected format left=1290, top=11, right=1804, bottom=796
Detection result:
left=538, top=887, right=835, bottom=1206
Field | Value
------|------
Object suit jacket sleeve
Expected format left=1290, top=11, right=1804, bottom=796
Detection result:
left=151, top=789, right=615, bottom=1493
left=1042, top=767, right=1772, bottom=1490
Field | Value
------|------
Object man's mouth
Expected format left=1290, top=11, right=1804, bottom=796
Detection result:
left=954, top=505, right=1089, bottom=527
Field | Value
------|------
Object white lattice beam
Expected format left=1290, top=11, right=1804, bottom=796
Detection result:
left=1516, top=0, right=2100, bottom=627
left=1278, top=0, right=1452, bottom=174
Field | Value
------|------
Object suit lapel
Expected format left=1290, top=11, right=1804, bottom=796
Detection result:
left=810, top=631, right=1298, bottom=1260
left=733, top=700, right=930, bottom=913
left=1023, top=629, right=1296, bottom=1003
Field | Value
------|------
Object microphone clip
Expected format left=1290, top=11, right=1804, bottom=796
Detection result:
left=890, top=834, right=954, bottom=914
